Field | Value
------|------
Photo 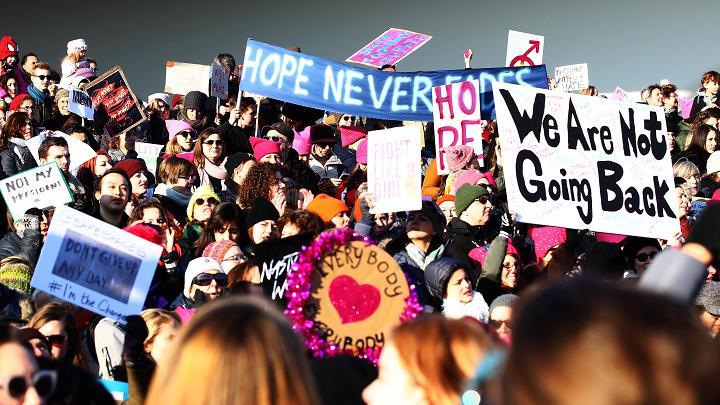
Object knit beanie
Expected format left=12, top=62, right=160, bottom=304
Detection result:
left=307, top=194, right=349, bottom=223
left=707, top=151, right=720, bottom=175
left=9, top=94, right=31, bottom=112
left=339, top=126, right=367, bottom=148
left=147, top=92, right=171, bottom=106
left=442, top=145, right=475, bottom=172
left=246, top=198, right=280, bottom=230
left=310, top=124, right=337, bottom=144
left=202, top=240, right=239, bottom=263
left=415, top=200, right=446, bottom=235
left=489, top=294, right=519, bottom=314
left=165, top=119, right=194, bottom=140
left=528, top=226, right=567, bottom=262
left=184, top=257, right=224, bottom=298
left=292, top=126, right=312, bottom=155
left=114, top=159, right=147, bottom=179
left=356, top=139, right=368, bottom=165
left=0, top=36, right=18, bottom=60
left=123, top=224, right=164, bottom=255
left=0, top=263, right=33, bottom=296
left=54, top=88, right=70, bottom=104
left=454, top=184, right=489, bottom=216
left=470, top=241, right=520, bottom=267
left=261, top=121, right=295, bottom=143
left=621, top=237, right=661, bottom=265
left=250, top=138, right=281, bottom=161
left=452, top=170, right=497, bottom=194
left=436, top=194, right=456, bottom=207
left=187, top=185, right=221, bottom=220
left=695, top=282, right=720, bottom=316
left=66, top=39, right=87, bottom=55
left=184, top=91, right=207, bottom=112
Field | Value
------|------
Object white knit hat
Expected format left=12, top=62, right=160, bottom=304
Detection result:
left=66, top=39, right=87, bottom=55
left=147, top=92, right=171, bottom=106
left=707, top=151, right=720, bottom=175
left=183, top=257, right=224, bottom=298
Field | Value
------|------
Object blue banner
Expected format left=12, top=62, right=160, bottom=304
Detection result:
left=240, top=39, right=548, bottom=122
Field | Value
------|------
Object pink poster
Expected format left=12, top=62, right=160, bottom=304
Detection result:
left=678, top=97, right=694, bottom=119
left=346, top=28, right=432, bottom=68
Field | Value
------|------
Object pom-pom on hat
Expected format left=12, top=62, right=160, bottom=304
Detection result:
left=356, top=139, right=368, bottom=165
left=442, top=145, right=475, bottom=172
left=306, top=194, right=349, bottom=223
left=66, top=39, right=87, bottom=55
left=339, top=125, right=367, bottom=147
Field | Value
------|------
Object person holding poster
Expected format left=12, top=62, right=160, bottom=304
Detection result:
left=38, top=136, right=91, bottom=214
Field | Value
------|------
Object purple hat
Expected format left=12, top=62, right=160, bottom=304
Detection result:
left=356, top=139, right=368, bottom=165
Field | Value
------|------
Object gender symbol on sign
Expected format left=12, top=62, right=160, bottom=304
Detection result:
left=509, top=40, right=541, bottom=67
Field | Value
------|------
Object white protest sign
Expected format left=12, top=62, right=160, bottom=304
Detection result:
left=164, top=61, right=210, bottom=95
left=26, top=131, right=96, bottom=172
left=506, top=30, right=544, bottom=67
left=368, top=126, right=422, bottom=214
left=31, top=205, right=162, bottom=322
left=68, top=88, right=95, bottom=120
left=432, top=80, right=484, bottom=175
left=493, top=82, right=680, bottom=239
left=134, top=142, right=164, bottom=177
left=0, top=163, right=73, bottom=220
left=554, top=63, right=589, bottom=92
left=210, top=64, right=229, bottom=99
left=610, top=86, right=630, bottom=102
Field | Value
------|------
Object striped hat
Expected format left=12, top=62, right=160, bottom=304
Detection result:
left=0, top=263, right=33, bottom=295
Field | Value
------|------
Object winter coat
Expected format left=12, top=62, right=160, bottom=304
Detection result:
left=424, top=257, right=465, bottom=300
left=280, top=149, right=321, bottom=194
left=308, top=154, right=345, bottom=179
left=149, top=184, right=190, bottom=226
left=700, top=176, right=720, bottom=198
left=0, top=229, right=41, bottom=267
left=0, top=138, right=38, bottom=176
left=393, top=243, right=444, bottom=310
left=443, top=218, right=505, bottom=288
left=218, top=122, right=253, bottom=155
left=689, top=93, right=717, bottom=122
left=170, top=294, right=199, bottom=324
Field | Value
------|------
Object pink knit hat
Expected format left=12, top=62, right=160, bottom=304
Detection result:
left=356, top=139, right=368, bottom=165
left=469, top=240, right=520, bottom=267
left=202, top=240, right=238, bottom=263
left=594, top=232, right=627, bottom=244
left=442, top=145, right=475, bottom=171
left=250, top=138, right=281, bottom=160
left=166, top=120, right=194, bottom=140
left=339, top=125, right=367, bottom=148
left=528, top=226, right=567, bottom=262
left=452, top=170, right=497, bottom=194
left=292, top=126, right=312, bottom=155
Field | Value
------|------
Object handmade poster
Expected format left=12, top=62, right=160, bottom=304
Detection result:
left=68, top=88, right=95, bottom=120
left=493, top=82, right=680, bottom=239
left=164, top=61, right=210, bottom=96
left=346, top=28, right=432, bottom=68
left=506, top=30, right=544, bottom=67
left=210, top=64, right=230, bottom=99
left=678, top=97, right=694, bottom=120
left=367, top=126, right=422, bottom=213
left=26, top=130, right=96, bottom=172
left=31, top=205, right=162, bottom=322
left=285, top=230, right=420, bottom=362
left=0, top=163, right=73, bottom=220
left=239, top=39, right=548, bottom=122
left=253, top=232, right=314, bottom=303
left=84, top=66, right=147, bottom=137
left=134, top=142, right=164, bottom=177
left=554, top=63, right=589, bottom=92
left=432, top=80, right=485, bottom=174
left=610, top=86, right=630, bottom=102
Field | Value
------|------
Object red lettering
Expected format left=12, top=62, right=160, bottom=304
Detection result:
left=433, top=85, right=454, bottom=119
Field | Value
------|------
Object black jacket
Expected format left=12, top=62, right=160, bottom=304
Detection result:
left=281, top=149, right=321, bottom=194
left=218, top=123, right=253, bottom=155
left=0, top=229, right=42, bottom=267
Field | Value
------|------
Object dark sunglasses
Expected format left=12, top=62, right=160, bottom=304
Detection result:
left=316, top=142, right=334, bottom=148
left=33, top=74, right=50, bottom=81
left=45, top=334, right=66, bottom=348
left=474, top=195, right=491, bottom=204
left=265, top=136, right=285, bottom=143
left=193, top=273, right=228, bottom=286
left=202, top=139, right=224, bottom=146
left=489, top=319, right=510, bottom=329
left=341, top=115, right=356, bottom=121
left=1, top=370, right=57, bottom=399
left=635, top=252, right=658, bottom=262
left=177, top=131, right=197, bottom=140
left=195, top=197, right=219, bottom=207
left=178, top=173, right=196, bottom=180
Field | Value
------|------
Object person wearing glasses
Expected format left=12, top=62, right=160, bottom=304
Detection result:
left=193, top=128, right=227, bottom=194
left=26, top=62, right=53, bottom=126
left=163, top=120, right=197, bottom=156
left=0, top=112, right=37, bottom=176
left=621, top=237, right=662, bottom=278
left=308, top=124, right=345, bottom=194
left=27, top=302, right=88, bottom=369
left=178, top=185, right=221, bottom=262
left=172, top=257, right=228, bottom=324
left=0, top=325, right=57, bottom=405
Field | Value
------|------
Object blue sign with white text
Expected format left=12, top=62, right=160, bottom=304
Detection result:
left=240, top=39, right=548, bottom=122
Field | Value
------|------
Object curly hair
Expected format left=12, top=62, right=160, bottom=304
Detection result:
left=237, top=162, right=279, bottom=209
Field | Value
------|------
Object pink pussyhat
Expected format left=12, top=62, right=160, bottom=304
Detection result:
left=528, top=226, right=567, bottom=262
left=292, top=126, right=312, bottom=155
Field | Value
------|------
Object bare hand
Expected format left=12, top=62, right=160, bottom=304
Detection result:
left=271, top=191, right=287, bottom=215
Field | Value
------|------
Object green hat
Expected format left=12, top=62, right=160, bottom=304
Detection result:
left=454, top=184, right=489, bottom=216
left=0, top=263, right=33, bottom=295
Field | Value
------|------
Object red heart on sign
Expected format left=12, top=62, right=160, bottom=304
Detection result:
left=329, top=275, right=381, bottom=324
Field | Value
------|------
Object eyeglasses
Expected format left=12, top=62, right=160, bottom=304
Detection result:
left=489, top=319, right=510, bottom=329
left=178, top=173, right=195, bottom=180
left=0, top=370, right=57, bottom=400
left=635, top=252, right=658, bottom=262
left=474, top=195, right=491, bottom=204
left=177, top=131, right=196, bottom=140
left=20, top=105, right=34, bottom=112
left=265, top=136, right=286, bottom=143
left=193, top=273, right=228, bottom=286
left=195, top=197, right=219, bottom=206
left=202, top=139, right=224, bottom=146
left=43, top=334, right=66, bottom=348
left=316, top=142, right=334, bottom=148
left=33, top=75, right=50, bottom=81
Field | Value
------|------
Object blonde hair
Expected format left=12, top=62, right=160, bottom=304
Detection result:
left=146, top=296, right=319, bottom=405
left=389, top=316, right=493, bottom=405
left=140, top=309, right=180, bottom=350
left=673, top=159, right=699, bottom=179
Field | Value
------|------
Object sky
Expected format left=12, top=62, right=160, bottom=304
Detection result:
left=4, top=0, right=719, bottom=99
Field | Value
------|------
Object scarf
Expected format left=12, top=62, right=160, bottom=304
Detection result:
left=405, top=243, right=445, bottom=271
left=203, top=158, right=227, bottom=180
left=163, top=186, right=191, bottom=207
left=27, top=84, right=48, bottom=104
left=442, top=291, right=489, bottom=323
left=8, top=138, right=30, bottom=165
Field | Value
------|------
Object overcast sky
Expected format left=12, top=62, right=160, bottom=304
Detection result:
left=4, top=0, right=719, bottom=99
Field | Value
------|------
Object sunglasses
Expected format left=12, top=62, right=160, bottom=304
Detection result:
left=316, top=142, right=334, bottom=148
left=202, top=139, right=224, bottom=146
left=265, top=136, right=285, bottom=143
left=474, top=195, right=491, bottom=204
left=178, top=173, right=195, bottom=180
left=193, top=273, right=228, bottom=286
left=177, top=131, right=197, bottom=140
left=195, top=197, right=219, bottom=207
left=489, top=319, right=510, bottom=329
left=341, top=115, right=356, bottom=121
left=45, top=334, right=66, bottom=348
left=635, top=252, right=658, bottom=262
left=1, top=370, right=57, bottom=400
left=33, top=74, right=50, bottom=81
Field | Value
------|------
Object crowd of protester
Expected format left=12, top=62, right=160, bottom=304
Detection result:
left=0, top=34, right=719, bottom=405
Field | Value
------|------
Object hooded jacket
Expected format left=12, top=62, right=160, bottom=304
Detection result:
left=424, top=257, right=465, bottom=301
left=0, top=228, right=41, bottom=267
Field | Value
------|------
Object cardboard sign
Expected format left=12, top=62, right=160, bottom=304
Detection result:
left=239, top=39, right=548, bottom=122
left=554, top=63, right=589, bottom=92
left=346, top=28, right=432, bottom=68
left=68, top=88, right=95, bottom=120
left=610, top=86, right=630, bottom=102
left=493, top=82, right=680, bottom=239
left=432, top=80, right=484, bottom=174
left=26, top=130, right=96, bottom=172
left=31, top=206, right=162, bottom=322
left=134, top=142, right=164, bottom=177
left=506, top=30, right=544, bottom=67
left=367, top=126, right=422, bottom=213
left=678, top=97, right=694, bottom=120
left=310, top=242, right=410, bottom=353
left=254, top=232, right=314, bottom=303
left=0, top=163, right=73, bottom=220
left=165, top=61, right=210, bottom=96
left=84, top=66, right=147, bottom=137
left=210, top=64, right=230, bottom=99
